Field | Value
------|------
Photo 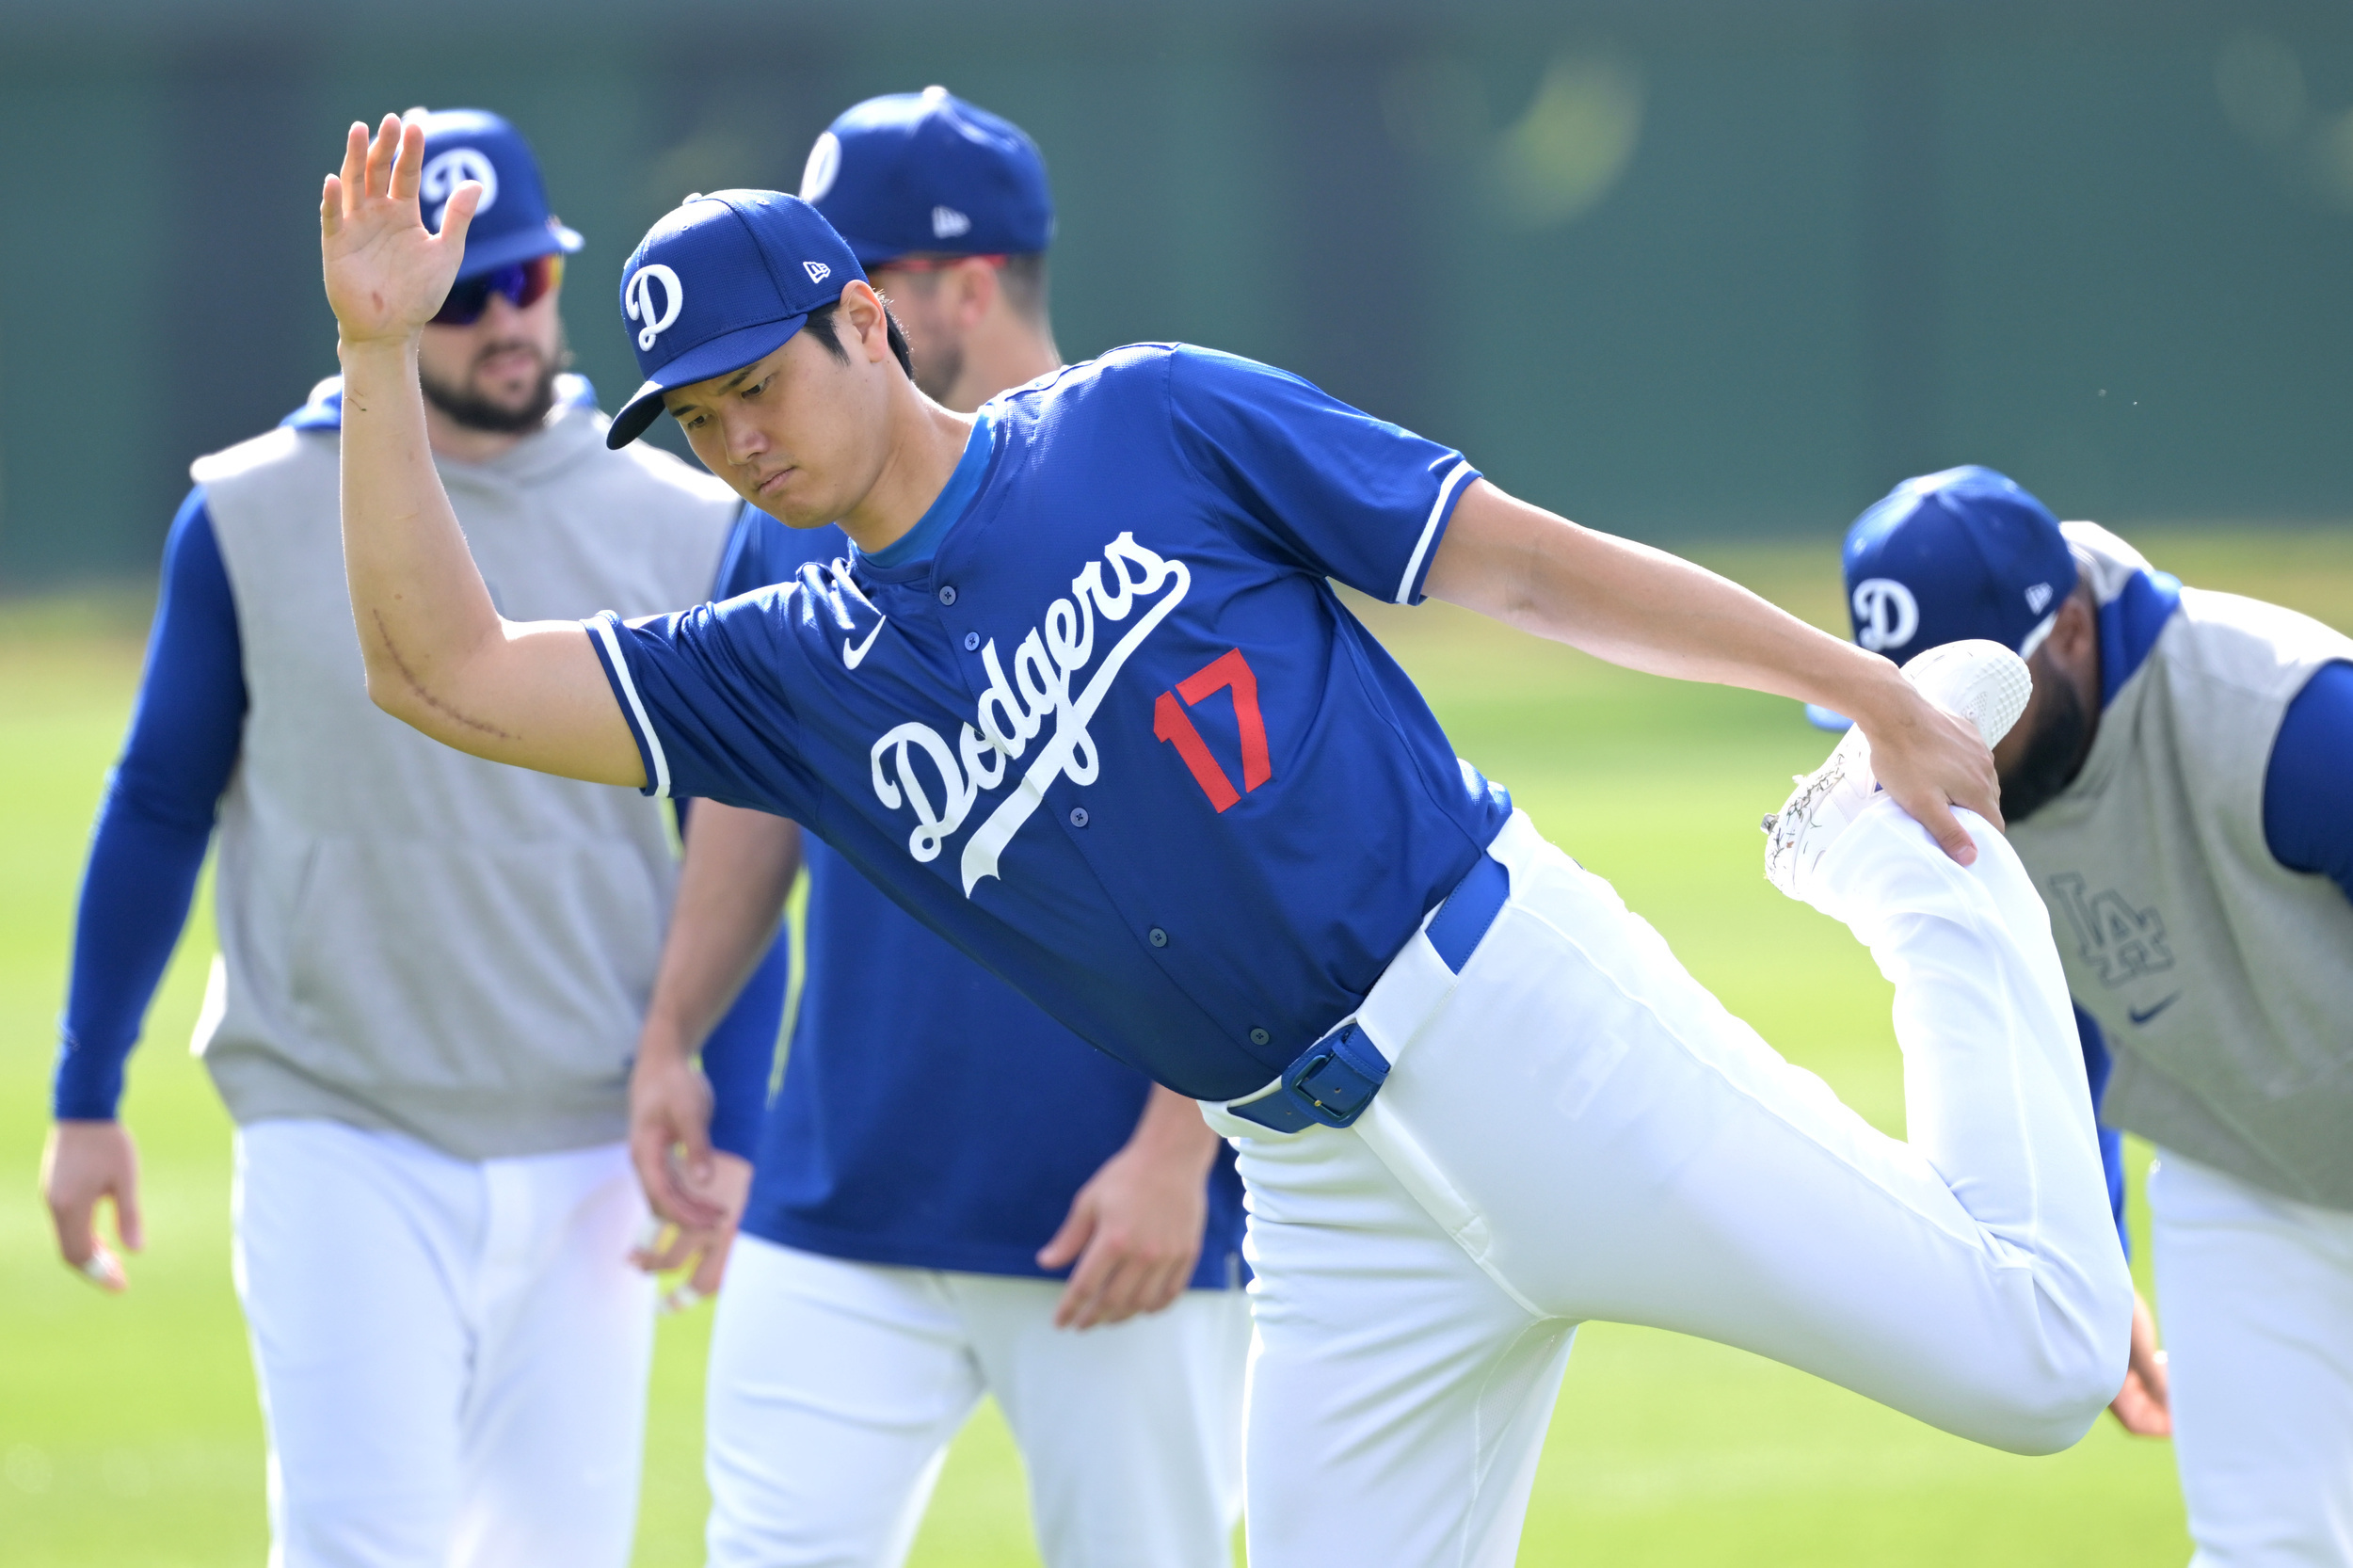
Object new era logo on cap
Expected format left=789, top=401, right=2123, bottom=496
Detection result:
left=607, top=191, right=867, bottom=449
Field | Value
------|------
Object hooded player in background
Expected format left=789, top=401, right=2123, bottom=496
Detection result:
left=626, top=89, right=1250, bottom=1568
left=317, top=117, right=2136, bottom=1567
left=38, top=109, right=786, bottom=1568
left=1819, top=467, right=2353, bottom=1568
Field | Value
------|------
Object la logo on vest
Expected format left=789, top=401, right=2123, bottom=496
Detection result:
left=1851, top=578, right=1918, bottom=653
left=2048, top=872, right=2176, bottom=986
left=626, top=264, right=684, bottom=351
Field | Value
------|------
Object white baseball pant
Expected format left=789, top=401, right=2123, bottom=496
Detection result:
left=705, top=1235, right=1249, bottom=1568
left=231, top=1118, right=655, bottom=1568
left=2152, top=1150, right=2353, bottom=1567
left=1209, top=803, right=2135, bottom=1567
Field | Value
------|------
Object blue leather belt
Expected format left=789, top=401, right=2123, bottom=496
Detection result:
left=1228, top=851, right=1511, bottom=1134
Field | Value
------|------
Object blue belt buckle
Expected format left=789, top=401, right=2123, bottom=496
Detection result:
left=1281, top=1023, right=1391, bottom=1129
left=1227, top=847, right=1507, bottom=1136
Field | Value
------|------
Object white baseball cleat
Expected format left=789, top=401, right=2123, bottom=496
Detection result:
left=1762, top=639, right=2032, bottom=902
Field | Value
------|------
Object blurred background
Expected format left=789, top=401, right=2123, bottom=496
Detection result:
left=3, top=1, right=2349, bottom=1563
left=3, top=0, right=2351, bottom=587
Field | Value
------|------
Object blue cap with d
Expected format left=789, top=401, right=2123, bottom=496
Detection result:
left=607, top=191, right=866, bottom=450
left=1807, top=466, right=2077, bottom=728
left=410, top=108, right=583, bottom=279
left=797, top=86, right=1053, bottom=267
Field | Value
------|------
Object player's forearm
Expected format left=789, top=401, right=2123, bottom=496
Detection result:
left=1125, top=1084, right=1222, bottom=1176
left=1429, top=480, right=1914, bottom=728
left=336, top=335, right=508, bottom=738
left=640, top=806, right=804, bottom=1061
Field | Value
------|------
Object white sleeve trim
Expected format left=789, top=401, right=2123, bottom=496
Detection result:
left=1396, top=460, right=1475, bottom=605
left=589, top=615, right=671, bottom=798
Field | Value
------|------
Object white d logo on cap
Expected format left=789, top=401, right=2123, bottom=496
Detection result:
left=421, top=149, right=499, bottom=227
left=1852, top=578, right=1920, bottom=652
left=800, top=133, right=841, bottom=203
left=625, top=264, right=684, bottom=352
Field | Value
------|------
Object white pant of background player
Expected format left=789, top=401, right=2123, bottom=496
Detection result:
left=1209, top=805, right=2135, bottom=1568
left=705, top=1238, right=1249, bottom=1567
left=2151, top=1151, right=2353, bottom=1567
left=232, top=1119, right=654, bottom=1568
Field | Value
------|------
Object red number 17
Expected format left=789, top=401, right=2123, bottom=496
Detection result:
left=1154, top=648, right=1273, bottom=812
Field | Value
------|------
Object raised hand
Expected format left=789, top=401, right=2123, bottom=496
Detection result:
left=320, top=114, right=480, bottom=347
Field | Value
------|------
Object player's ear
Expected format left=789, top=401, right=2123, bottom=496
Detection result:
left=952, top=257, right=998, bottom=328
left=837, top=281, right=891, bottom=365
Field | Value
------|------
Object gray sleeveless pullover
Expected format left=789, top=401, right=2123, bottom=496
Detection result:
left=2009, top=524, right=2353, bottom=1212
left=190, top=380, right=739, bottom=1159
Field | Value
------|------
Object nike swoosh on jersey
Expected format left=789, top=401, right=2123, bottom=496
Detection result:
left=2127, top=993, right=2181, bottom=1026
left=842, top=616, right=888, bottom=670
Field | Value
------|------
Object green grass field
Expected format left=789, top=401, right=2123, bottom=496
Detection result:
left=7, top=527, right=2350, bottom=1564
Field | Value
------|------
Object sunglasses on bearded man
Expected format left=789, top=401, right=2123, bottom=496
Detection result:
left=431, top=254, right=565, bottom=327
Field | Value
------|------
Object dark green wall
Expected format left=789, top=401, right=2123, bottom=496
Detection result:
left=3, top=1, right=2348, bottom=585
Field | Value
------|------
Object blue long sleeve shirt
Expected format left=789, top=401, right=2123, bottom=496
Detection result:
left=55, top=485, right=784, bottom=1157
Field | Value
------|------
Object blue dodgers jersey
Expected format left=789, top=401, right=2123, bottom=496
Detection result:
left=718, top=504, right=1247, bottom=1285
left=589, top=344, right=1510, bottom=1101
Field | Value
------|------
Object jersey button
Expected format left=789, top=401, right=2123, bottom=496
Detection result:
left=1249, top=1027, right=1272, bottom=1047
left=963, top=631, right=981, bottom=651
left=937, top=585, right=958, bottom=606
left=1068, top=807, right=1089, bottom=827
left=1147, top=927, right=1169, bottom=948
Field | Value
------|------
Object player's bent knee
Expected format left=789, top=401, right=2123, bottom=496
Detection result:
left=1953, top=1334, right=2124, bottom=1456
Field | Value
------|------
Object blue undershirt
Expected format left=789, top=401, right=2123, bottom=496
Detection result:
left=2071, top=573, right=2353, bottom=1252
left=55, top=405, right=785, bottom=1156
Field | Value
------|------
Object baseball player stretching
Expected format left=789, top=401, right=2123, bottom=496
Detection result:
left=318, top=118, right=2134, bottom=1567
left=1825, top=467, right=2353, bottom=1568
left=39, top=111, right=785, bottom=1567
left=627, top=90, right=1251, bottom=1567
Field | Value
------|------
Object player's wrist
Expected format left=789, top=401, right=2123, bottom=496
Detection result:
left=335, top=330, right=421, bottom=364
left=1826, top=655, right=1917, bottom=736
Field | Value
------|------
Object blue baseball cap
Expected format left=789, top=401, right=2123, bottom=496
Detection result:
left=606, top=190, right=866, bottom=450
left=797, top=86, right=1054, bottom=267
left=409, top=108, right=583, bottom=280
left=1806, top=465, right=2077, bottom=728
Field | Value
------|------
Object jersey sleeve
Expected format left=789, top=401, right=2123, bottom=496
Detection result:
left=2074, top=1002, right=2130, bottom=1256
left=2263, top=659, right=2353, bottom=905
left=584, top=594, right=821, bottom=819
left=1164, top=346, right=1480, bottom=606
left=56, top=489, right=248, bottom=1120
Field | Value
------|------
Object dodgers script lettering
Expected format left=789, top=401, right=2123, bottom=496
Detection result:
left=870, top=533, right=1191, bottom=894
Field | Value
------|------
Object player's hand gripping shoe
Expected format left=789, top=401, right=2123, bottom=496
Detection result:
left=1762, top=639, right=2033, bottom=904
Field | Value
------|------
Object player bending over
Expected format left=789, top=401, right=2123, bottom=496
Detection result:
left=1820, top=467, right=2353, bottom=1568
left=318, top=117, right=2133, bottom=1567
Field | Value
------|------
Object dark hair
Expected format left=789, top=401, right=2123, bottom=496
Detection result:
left=802, top=299, right=916, bottom=379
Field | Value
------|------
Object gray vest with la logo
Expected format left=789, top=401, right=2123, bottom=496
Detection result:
left=2009, top=527, right=2353, bottom=1211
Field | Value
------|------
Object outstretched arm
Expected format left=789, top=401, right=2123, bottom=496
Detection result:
left=322, top=114, right=639, bottom=785
left=1425, top=479, right=2001, bottom=863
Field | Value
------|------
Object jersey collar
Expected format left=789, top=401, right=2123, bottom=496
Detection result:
left=856, top=410, right=997, bottom=580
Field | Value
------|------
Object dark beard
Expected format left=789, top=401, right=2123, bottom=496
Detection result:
left=420, top=342, right=565, bottom=434
left=2001, top=674, right=2093, bottom=824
